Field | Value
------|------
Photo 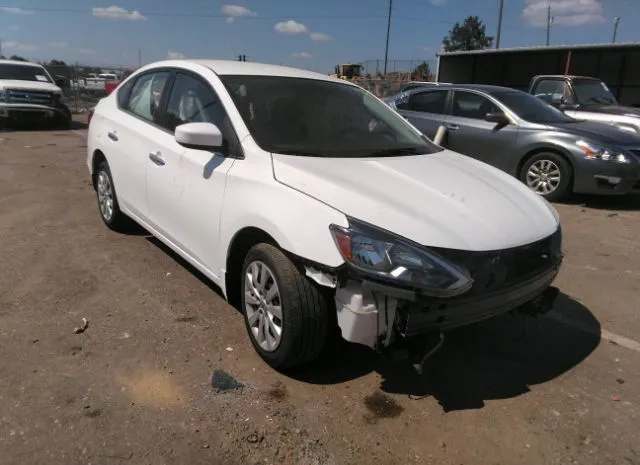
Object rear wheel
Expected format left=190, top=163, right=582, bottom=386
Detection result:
left=240, top=243, right=331, bottom=370
left=95, top=160, right=127, bottom=231
left=520, top=152, right=572, bottom=201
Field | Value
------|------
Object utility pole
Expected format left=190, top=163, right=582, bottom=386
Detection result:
left=496, top=0, right=504, bottom=49
left=612, top=17, right=620, bottom=43
left=546, top=4, right=551, bottom=46
left=383, top=0, right=393, bottom=75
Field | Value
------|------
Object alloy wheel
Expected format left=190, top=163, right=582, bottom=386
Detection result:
left=244, top=260, right=283, bottom=352
left=526, top=159, right=561, bottom=195
left=97, top=171, right=114, bottom=221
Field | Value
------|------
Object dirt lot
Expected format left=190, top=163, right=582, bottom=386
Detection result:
left=1, top=125, right=639, bottom=465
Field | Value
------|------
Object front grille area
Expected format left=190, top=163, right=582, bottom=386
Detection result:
left=6, top=89, right=53, bottom=105
left=430, top=227, right=562, bottom=297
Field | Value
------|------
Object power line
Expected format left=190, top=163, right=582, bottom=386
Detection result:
left=0, top=4, right=461, bottom=25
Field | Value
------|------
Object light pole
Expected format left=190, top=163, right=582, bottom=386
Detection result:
left=496, top=0, right=504, bottom=49
left=546, top=4, right=552, bottom=46
left=383, top=0, right=393, bottom=75
left=612, top=17, right=620, bottom=43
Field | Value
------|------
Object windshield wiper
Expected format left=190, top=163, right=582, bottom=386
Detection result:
left=365, top=147, right=424, bottom=157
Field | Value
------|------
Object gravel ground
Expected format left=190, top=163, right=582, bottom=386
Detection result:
left=0, top=125, right=639, bottom=465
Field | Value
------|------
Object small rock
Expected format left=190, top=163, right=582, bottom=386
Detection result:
left=32, top=339, right=39, bottom=344
left=611, top=395, right=621, bottom=402
left=202, top=444, right=210, bottom=449
left=616, top=378, right=625, bottom=384
left=246, top=433, right=259, bottom=444
left=225, top=347, right=233, bottom=352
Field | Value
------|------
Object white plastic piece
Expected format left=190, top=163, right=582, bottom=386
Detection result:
left=334, top=281, right=380, bottom=349
left=305, top=266, right=337, bottom=288
left=433, top=125, right=447, bottom=146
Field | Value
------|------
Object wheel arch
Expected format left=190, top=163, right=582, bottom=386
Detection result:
left=517, top=146, right=575, bottom=181
left=225, top=227, right=279, bottom=309
left=90, top=149, right=107, bottom=188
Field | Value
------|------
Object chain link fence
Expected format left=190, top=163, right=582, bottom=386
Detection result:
left=43, top=64, right=133, bottom=114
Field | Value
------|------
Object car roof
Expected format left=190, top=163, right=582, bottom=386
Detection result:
left=0, top=59, right=44, bottom=67
left=140, top=59, right=344, bottom=84
left=532, top=74, right=601, bottom=81
left=401, top=83, right=521, bottom=95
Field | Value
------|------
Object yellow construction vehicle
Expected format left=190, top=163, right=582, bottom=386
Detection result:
left=330, top=63, right=363, bottom=80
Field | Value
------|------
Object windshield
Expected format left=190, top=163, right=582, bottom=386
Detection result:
left=0, top=64, right=52, bottom=83
left=220, top=75, right=440, bottom=157
left=495, top=91, right=575, bottom=124
left=572, top=79, right=617, bottom=106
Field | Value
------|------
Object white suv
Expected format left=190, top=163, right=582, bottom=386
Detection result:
left=87, top=59, right=563, bottom=370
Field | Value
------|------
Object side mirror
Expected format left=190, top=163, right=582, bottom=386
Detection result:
left=175, top=122, right=224, bottom=151
left=550, top=94, right=564, bottom=106
left=485, top=112, right=509, bottom=125
left=54, top=78, right=66, bottom=88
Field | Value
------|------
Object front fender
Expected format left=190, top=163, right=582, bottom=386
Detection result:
left=218, top=172, right=348, bottom=275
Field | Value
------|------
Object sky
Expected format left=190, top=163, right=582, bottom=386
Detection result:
left=0, top=0, right=638, bottom=73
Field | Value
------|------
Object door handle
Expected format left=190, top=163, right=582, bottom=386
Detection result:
left=149, top=151, right=165, bottom=166
left=107, top=130, right=119, bottom=141
left=446, top=124, right=459, bottom=131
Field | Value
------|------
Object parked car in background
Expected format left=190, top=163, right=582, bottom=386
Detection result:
left=387, top=84, right=640, bottom=200
left=0, top=59, right=72, bottom=128
left=105, top=68, right=137, bottom=95
left=530, top=75, right=640, bottom=134
left=87, top=59, right=563, bottom=371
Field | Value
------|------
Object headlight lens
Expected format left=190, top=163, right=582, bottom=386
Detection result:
left=330, top=220, right=473, bottom=297
left=575, top=140, right=630, bottom=163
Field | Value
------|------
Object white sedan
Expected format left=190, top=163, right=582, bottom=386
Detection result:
left=87, top=59, right=563, bottom=370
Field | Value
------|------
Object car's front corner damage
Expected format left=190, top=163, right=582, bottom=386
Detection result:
left=304, top=225, right=563, bottom=373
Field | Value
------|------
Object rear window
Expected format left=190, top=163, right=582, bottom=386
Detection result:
left=0, top=64, right=52, bottom=83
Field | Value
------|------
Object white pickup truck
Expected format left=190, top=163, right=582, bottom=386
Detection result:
left=0, top=59, right=72, bottom=128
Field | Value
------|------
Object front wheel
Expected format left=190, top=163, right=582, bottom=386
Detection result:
left=520, top=152, right=572, bottom=201
left=240, top=243, right=331, bottom=370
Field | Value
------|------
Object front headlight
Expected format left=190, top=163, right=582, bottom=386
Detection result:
left=329, top=219, right=473, bottom=297
left=575, top=140, right=631, bottom=163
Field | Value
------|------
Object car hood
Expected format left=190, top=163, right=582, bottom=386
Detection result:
left=580, top=104, right=640, bottom=117
left=546, top=120, right=640, bottom=145
left=272, top=150, right=559, bottom=251
left=0, top=80, right=61, bottom=94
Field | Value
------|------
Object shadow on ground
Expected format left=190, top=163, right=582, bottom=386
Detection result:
left=561, top=193, right=640, bottom=211
left=137, top=229, right=600, bottom=412
left=288, top=292, right=601, bottom=412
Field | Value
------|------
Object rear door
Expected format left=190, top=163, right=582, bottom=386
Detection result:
left=102, top=69, right=171, bottom=221
left=445, top=90, right=519, bottom=170
left=395, top=89, right=451, bottom=139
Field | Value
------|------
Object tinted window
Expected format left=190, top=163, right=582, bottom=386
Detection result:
left=572, top=79, right=617, bottom=106
left=452, top=91, right=500, bottom=119
left=406, top=90, right=448, bottom=114
left=221, top=75, right=440, bottom=158
left=165, top=73, right=239, bottom=155
left=495, top=91, right=574, bottom=123
left=0, top=64, right=52, bottom=82
left=124, top=71, right=170, bottom=124
left=116, top=78, right=135, bottom=108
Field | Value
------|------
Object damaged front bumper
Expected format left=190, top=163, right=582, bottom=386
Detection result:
left=308, top=228, right=564, bottom=352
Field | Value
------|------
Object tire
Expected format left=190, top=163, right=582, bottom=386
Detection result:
left=95, top=160, right=127, bottom=231
left=240, top=243, right=331, bottom=370
left=520, top=152, right=572, bottom=201
left=52, top=105, right=72, bottom=130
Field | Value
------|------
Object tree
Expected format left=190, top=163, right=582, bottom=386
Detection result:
left=48, top=59, right=67, bottom=66
left=442, top=16, right=493, bottom=52
left=412, top=61, right=432, bottom=80
left=9, top=55, right=28, bottom=61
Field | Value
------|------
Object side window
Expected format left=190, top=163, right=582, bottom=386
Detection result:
left=165, top=73, right=239, bottom=155
left=407, top=90, right=448, bottom=114
left=533, top=79, right=573, bottom=104
left=124, top=71, right=170, bottom=124
left=116, top=78, right=135, bottom=108
left=451, top=91, right=500, bottom=119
